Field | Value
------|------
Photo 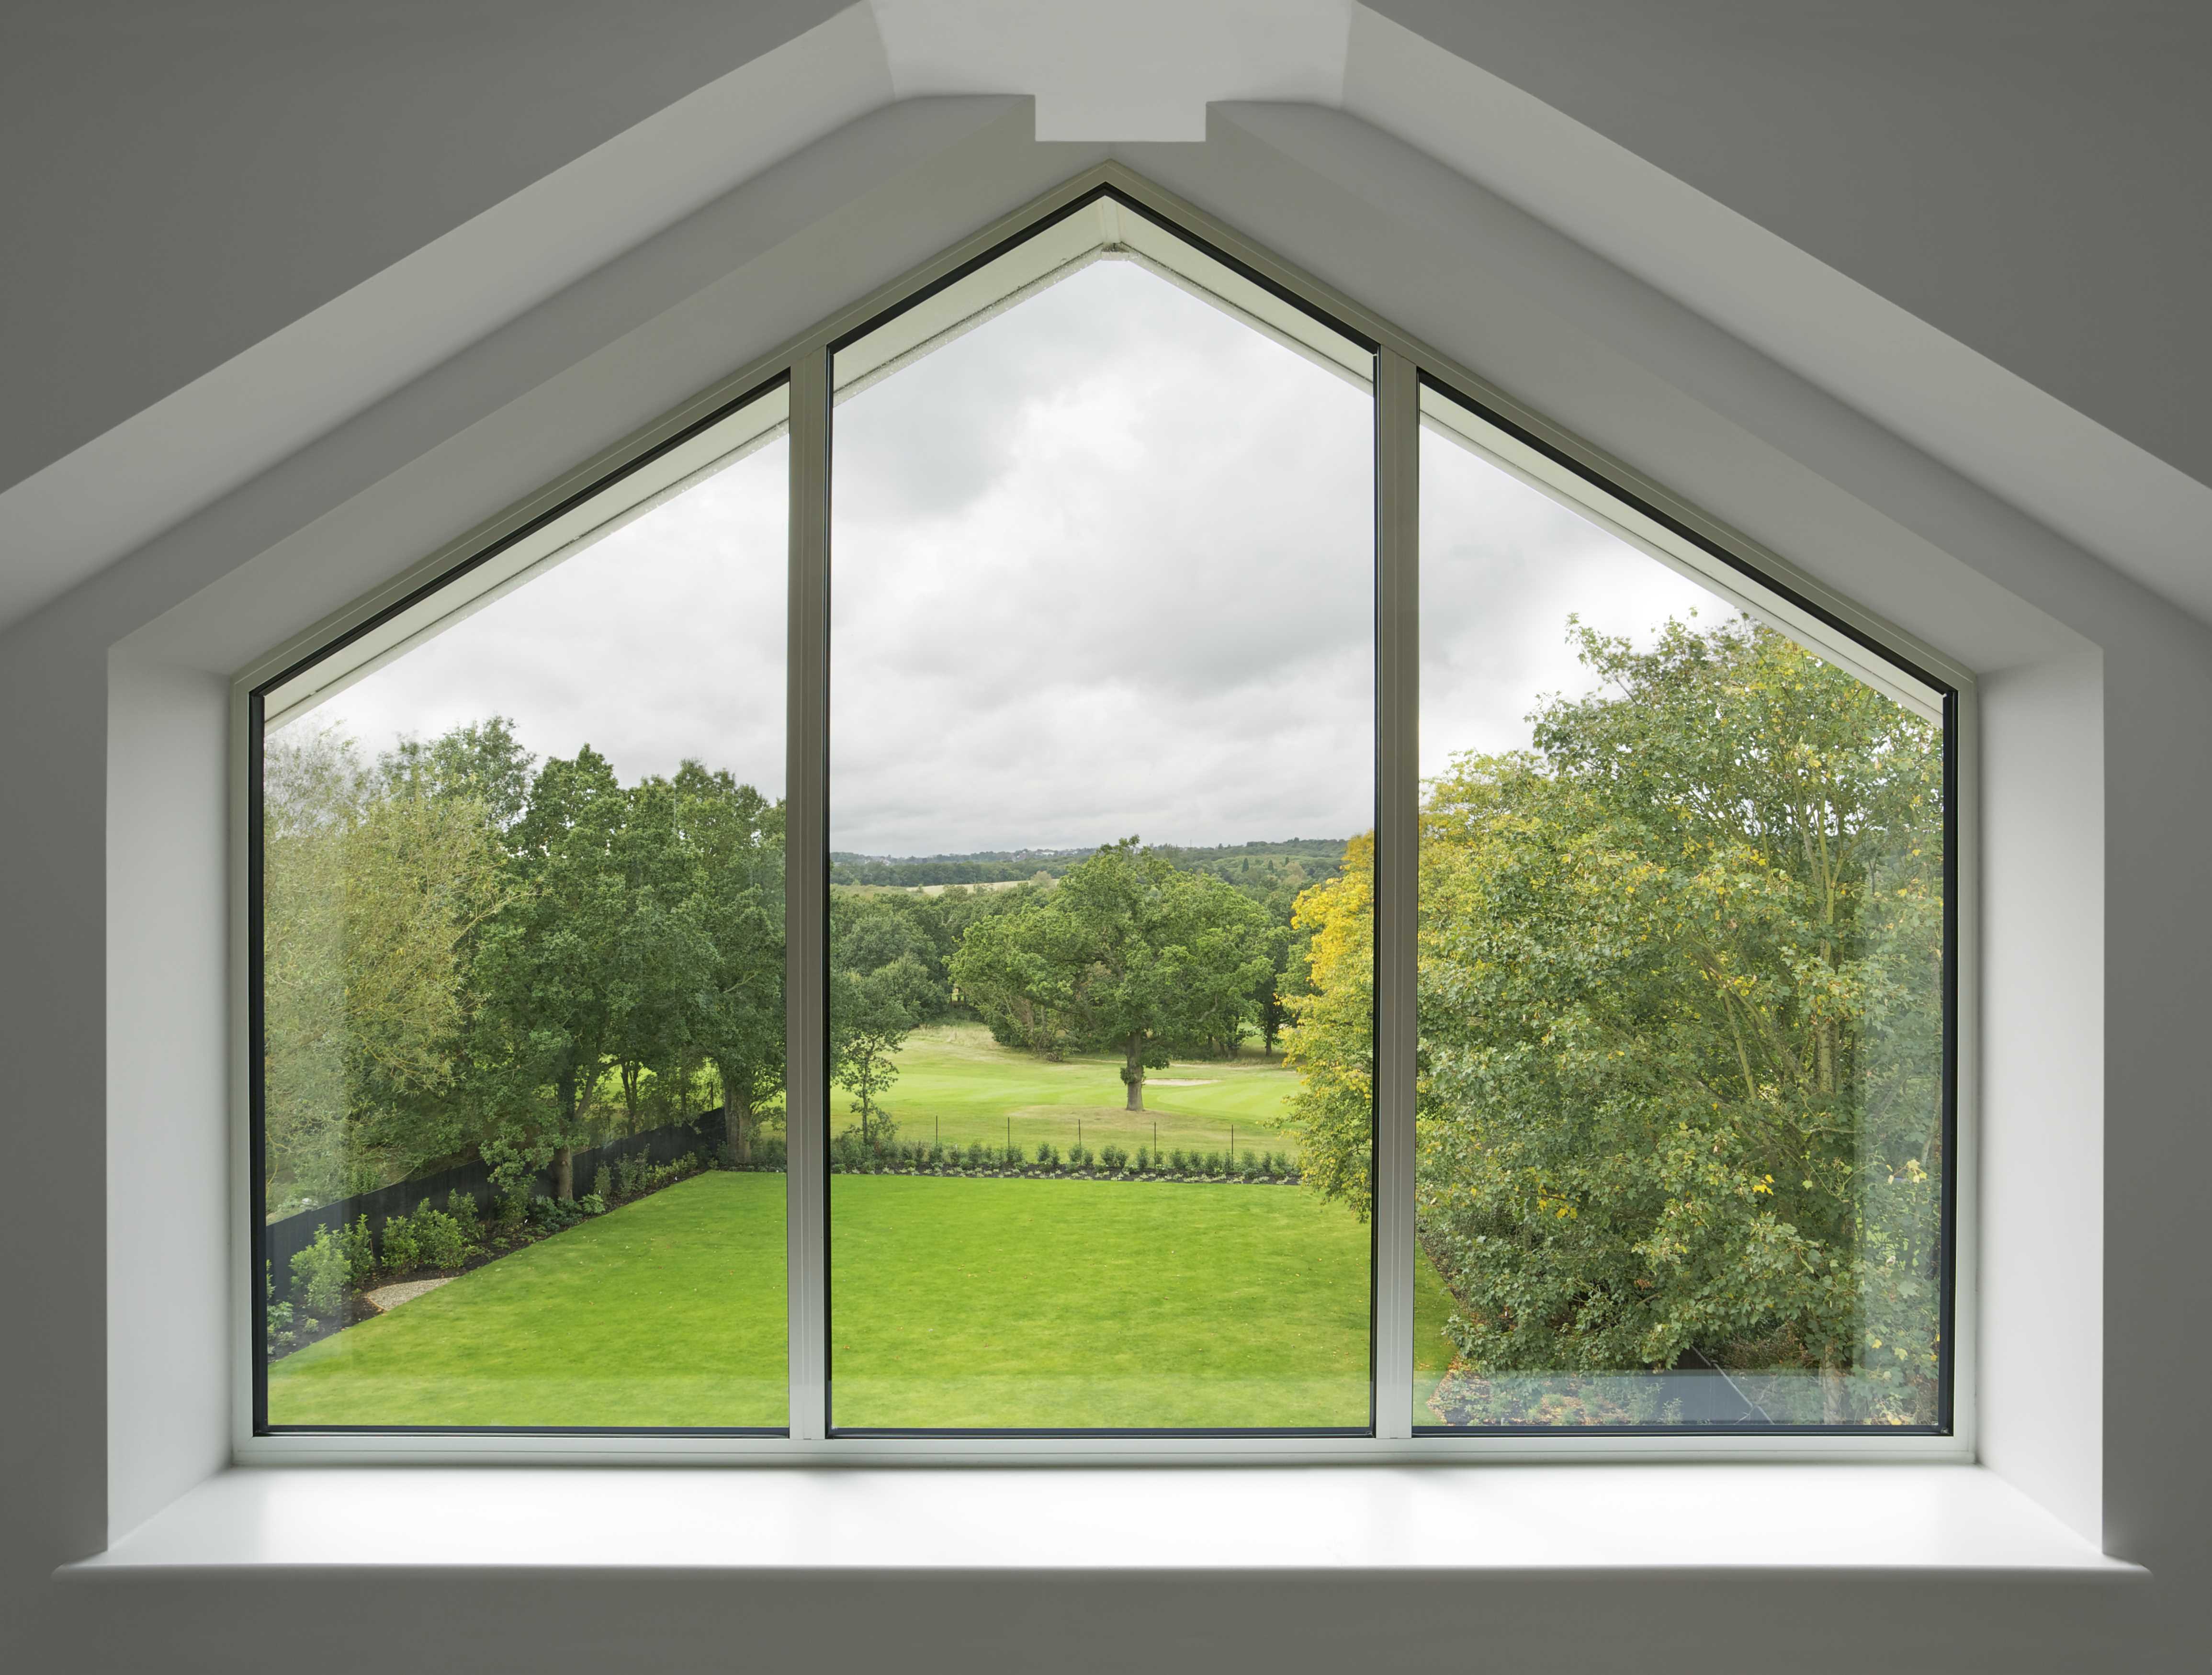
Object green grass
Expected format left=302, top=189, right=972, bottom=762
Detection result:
left=267, top=1171, right=789, bottom=1428
left=269, top=1169, right=1463, bottom=1431
left=836, top=1021, right=1300, bottom=1158
left=829, top=1175, right=1368, bottom=1428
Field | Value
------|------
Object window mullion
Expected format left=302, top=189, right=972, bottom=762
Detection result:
left=787, top=348, right=832, bottom=1443
left=1374, top=346, right=1420, bottom=1441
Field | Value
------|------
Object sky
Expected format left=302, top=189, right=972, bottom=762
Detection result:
left=287, top=255, right=1727, bottom=855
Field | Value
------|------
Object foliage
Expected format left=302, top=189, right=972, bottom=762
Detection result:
left=471, top=748, right=649, bottom=1199
left=1287, top=617, right=1945, bottom=1423
left=381, top=1200, right=476, bottom=1274
left=673, top=765, right=786, bottom=1164
left=526, top=1194, right=586, bottom=1234
left=444, top=1189, right=482, bottom=1245
left=377, top=1209, right=422, bottom=1275
left=829, top=895, right=941, bottom=1147
left=950, top=841, right=1272, bottom=1110
left=261, top=725, right=507, bottom=1206
left=264, top=1264, right=297, bottom=1356
left=1279, top=832, right=1376, bottom=1213
left=290, top=1222, right=361, bottom=1319
left=264, top=719, right=791, bottom=1209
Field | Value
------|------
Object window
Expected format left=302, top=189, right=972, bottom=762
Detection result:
left=1408, top=385, right=1952, bottom=1433
left=825, top=204, right=1375, bottom=1434
left=242, top=173, right=1958, bottom=1454
left=252, top=383, right=790, bottom=1432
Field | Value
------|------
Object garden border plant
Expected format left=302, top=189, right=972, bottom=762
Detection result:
left=826, top=1132, right=1300, bottom=1185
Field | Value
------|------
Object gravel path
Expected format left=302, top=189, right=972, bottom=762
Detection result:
left=365, top=1277, right=452, bottom=1314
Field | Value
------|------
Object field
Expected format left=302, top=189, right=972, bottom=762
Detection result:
left=831, top=1021, right=1300, bottom=1159
left=269, top=1170, right=1461, bottom=1429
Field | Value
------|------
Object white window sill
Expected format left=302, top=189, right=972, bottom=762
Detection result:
left=60, top=1464, right=2140, bottom=1578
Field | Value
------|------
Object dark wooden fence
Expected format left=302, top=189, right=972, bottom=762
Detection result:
left=262, top=1109, right=734, bottom=1287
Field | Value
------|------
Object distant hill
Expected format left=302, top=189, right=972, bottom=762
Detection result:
left=829, top=837, right=1349, bottom=890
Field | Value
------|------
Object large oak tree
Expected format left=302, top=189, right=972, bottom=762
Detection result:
left=951, top=840, right=1272, bottom=1111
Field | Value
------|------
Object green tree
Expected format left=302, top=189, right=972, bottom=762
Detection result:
left=950, top=840, right=1272, bottom=1111
left=261, top=724, right=504, bottom=1208
left=261, top=727, right=359, bottom=1207
left=470, top=748, right=635, bottom=1199
left=830, top=896, right=939, bottom=1147
left=379, top=715, right=533, bottom=831
left=1280, top=832, right=1375, bottom=1213
left=674, top=764, right=786, bottom=1164
left=1287, top=618, right=1944, bottom=1424
left=597, top=775, right=719, bottom=1135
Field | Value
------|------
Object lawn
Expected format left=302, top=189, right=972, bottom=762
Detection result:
left=267, top=1170, right=789, bottom=1428
left=835, top=1021, right=1301, bottom=1160
left=830, top=1174, right=1369, bottom=1428
left=269, top=1169, right=1464, bottom=1430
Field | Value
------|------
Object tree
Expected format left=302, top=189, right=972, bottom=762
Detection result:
left=1287, top=618, right=1945, bottom=1424
left=379, top=715, right=534, bottom=832
left=261, top=724, right=504, bottom=1208
left=470, top=748, right=635, bottom=1199
left=830, top=895, right=939, bottom=1147
left=1279, top=833, right=1375, bottom=1213
left=674, top=764, right=786, bottom=1164
left=950, top=840, right=1271, bottom=1111
left=599, top=775, right=718, bottom=1135
left=261, top=727, right=360, bottom=1207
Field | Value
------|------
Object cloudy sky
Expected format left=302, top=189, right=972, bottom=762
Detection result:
left=289, top=256, right=1726, bottom=854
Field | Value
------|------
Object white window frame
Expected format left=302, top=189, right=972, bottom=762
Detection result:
left=230, top=162, right=1976, bottom=1465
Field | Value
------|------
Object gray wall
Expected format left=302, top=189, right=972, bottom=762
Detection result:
left=0, top=0, right=848, bottom=494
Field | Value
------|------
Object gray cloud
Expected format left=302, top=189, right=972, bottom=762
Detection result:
left=287, top=256, right=1727, bottom=856
left=301, top=440, right=790, bottom=795
left=1420, top=427, right=1727, bottom=781
left=831, top=260, right=1373, bottom=853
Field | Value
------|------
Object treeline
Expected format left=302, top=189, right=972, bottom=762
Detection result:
left=830, top=853, right=1075, bottom=888
left=262, top=719, right=785, bottom=1214
left=263, top=717, right=1326, bottom=1213
left=828, top=836, right=1344, bottom=891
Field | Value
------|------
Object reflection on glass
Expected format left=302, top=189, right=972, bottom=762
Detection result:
left=258, top=397, right=790, bottom=1429
left=1402, top=386, right=1947, bottom=1429
left=828, top=239, right=1375, bottom=1431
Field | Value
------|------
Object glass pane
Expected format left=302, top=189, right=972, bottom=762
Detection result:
left=829, top=229, right=1375, bottom=1431
left=1408, top=385, right=1947, bottom=1430
left=258, top=391, right=790, bottom=1429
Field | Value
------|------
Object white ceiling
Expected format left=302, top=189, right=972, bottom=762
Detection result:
left=2, top=0, right=2205, bottom=634
left=874, top=0, right=1354, bottom=138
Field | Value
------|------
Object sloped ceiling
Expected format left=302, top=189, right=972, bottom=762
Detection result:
left=2, top=0, right=2205, bottom=634
left=1371, top=0, right=2212, bottom=492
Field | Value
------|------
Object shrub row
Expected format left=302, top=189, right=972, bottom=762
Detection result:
left=827, top=1136, right=1300, bottom=1182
